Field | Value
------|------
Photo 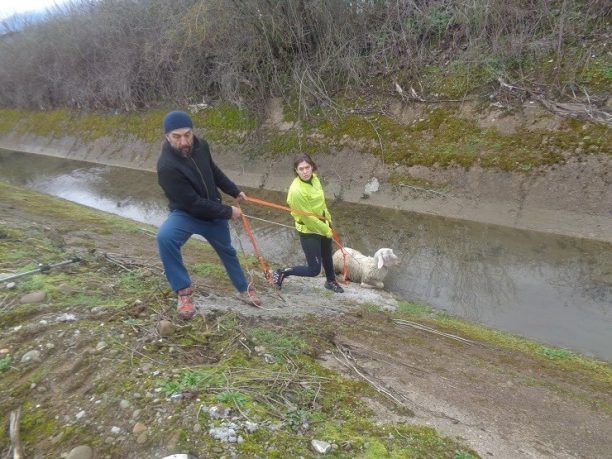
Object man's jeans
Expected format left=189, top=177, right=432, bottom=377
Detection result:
left=156, top=210, right=248, bottom=293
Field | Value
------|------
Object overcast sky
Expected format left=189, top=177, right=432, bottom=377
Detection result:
left=0, top=0, right=69, bottom=21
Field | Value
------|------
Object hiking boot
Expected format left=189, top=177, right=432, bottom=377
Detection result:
left=271, top=269, right=285, bottom=290
left=177, top=287, right=196, bottom=320
left=235, top=288, right=262, bottom=307
left=324, top=280, right=344, bottom=293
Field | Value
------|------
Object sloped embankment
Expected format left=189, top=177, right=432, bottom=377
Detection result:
left=1, top=182, right=611, bottom=458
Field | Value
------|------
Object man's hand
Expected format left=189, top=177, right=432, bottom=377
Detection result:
left=236, top=192, right=247, bottom=202
left=231, top=206, right=243, bottom=220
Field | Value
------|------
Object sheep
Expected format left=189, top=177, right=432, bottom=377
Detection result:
left=332, top=247, right=400, bottom=289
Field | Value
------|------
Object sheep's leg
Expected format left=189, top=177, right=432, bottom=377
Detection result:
left=360, top=282, right=376, bottom=289
left=360, top=281, right=384, bottom=289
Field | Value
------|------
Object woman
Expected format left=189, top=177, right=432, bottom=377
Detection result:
left=271, top=154, right=344, bottom=293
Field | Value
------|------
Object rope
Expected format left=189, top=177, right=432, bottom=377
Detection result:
left=238, top=204, right=273, bottom=285
left=231, top=219, right=284, bottom=310
left=242, top=213, right=295, bottom=230
left=241, top=196, right=350, bottom=284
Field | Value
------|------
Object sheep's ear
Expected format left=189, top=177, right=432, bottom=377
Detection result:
left=377, top=255, right=384, bottom=269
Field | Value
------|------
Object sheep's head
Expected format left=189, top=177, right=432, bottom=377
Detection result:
left=374, top=248, right=400, bottom=269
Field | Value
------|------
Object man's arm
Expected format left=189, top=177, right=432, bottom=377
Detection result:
left=158, top=167, right=233, bottom=220
left=210, top=158, right=241, bottom=198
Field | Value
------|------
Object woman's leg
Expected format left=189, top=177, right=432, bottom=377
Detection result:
left=320, top=236, right=336, bottom=282
left=283, top=234, right=323, bottom=278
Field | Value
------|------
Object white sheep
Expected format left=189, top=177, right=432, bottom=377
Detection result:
left=332, top=247, right=400, bottom=289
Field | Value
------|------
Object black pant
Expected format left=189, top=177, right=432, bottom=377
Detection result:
left=283, top=233, right=335, bottom=282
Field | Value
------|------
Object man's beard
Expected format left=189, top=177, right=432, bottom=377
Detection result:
left=170, top=141, right=193, bottom=157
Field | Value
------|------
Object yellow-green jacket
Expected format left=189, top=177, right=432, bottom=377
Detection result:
left=287, top=173, right=333, bottom=238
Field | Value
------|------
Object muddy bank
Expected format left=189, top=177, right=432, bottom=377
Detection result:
left=1, top=132, right=610, bottom=243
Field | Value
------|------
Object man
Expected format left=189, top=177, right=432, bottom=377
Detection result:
left=156, top=110, right=261, bottom=319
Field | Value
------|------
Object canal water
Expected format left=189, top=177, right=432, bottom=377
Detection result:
left=1, top=149, right=611, bottom=361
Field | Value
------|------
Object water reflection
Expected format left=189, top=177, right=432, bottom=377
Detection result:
left=1, top=149, right=610, bottom=360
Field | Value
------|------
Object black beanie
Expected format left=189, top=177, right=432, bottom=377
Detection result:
left=163, top=111, right=193, bottom=133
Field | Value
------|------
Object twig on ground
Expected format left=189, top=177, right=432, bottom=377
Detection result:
left=393, top=319, right=478, bottom=345
left=9, top=407, right=25, bottom=459
left=334, top=344, right=408, bottom=408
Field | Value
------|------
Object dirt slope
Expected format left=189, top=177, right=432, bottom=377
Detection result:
left=1, top=186, right=611, bottom=458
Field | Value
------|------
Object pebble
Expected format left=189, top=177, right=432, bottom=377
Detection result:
left=166, top=430, right=181, bottom=450
left=132, top=409, right=141, bottom=419
left=66, top=445, right=93, bottom=459
left=136, top=432, right=148, bottom=444
left=20, top=350, right=42, bottom=363
left=311, top=439, right=332, bottom=454
left=20, top=290, right=47, bottom=304
left=110, top=426, right=121, bottom=434
left=56, top=313, right=76, bottom=322
left=132, top=422, right=147, bottom=435
left=96, top=341, right=107, bottom=351
left=208, top=406, right=230, bottom=419
left=119, top=399, right=130, bottom=409
left=75, top=410, right=86, bottom=420
left=158, top=320, right=175, bottom=337
left=6, top=282, right=16, bottom=289
left=244, top=421, right=258, bottom=433
left=57, top=283, right=74, bottom=294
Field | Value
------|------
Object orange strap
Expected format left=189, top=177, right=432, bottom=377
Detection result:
left=241, top=196, right=350, bottom=284
left=238, top=203, right=273, bottom=284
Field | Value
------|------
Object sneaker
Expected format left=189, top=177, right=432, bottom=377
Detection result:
left=235, top=289, right=262, bottom=307
left=324, top=280, right=344, bottom=293
left=177, top=287, right=196, bottom=319
left=271, top=269, right=285, bottom=290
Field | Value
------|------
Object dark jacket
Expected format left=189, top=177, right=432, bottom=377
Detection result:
left=157, top=136, right=240, bottom=220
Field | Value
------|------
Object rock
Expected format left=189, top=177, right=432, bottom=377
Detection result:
left=96, top=341, right=107, bottom=351
left=311, top=439, right=332, bottom=454
left=132, top=422, right=147, bottom=435
left=364, top=177, right=380, bottom=196
left=20, top=350, right=41, bottom=363
left=166, top=430, right=181, bottom=450
left=56, top=313, right=77, bottom=322
left=209, top=424, right=239, bottom=442
left=263, top=353, right=275, bottom=364
left=136, top=432, right=148, bottom=444
left=208, top=406, right=230, bottom=419
left=20, top=290, right=47, bottom=304
left=66, top=445, right=93, bottom=459
left=75, top=410, right=86, bottom=420
left=5, top=282, right=16, bottom=289
left=111, top=426, right=121, bottom=434
left=120, top=399, right=130, bottom=409
left=244, top=421, right=258, bottom=433
left=0, top=348, right=9, bottom=354
left=158, top=320, right=175, bottom=337
left=132, top=409, right=141, bottom=419
left=57, top=283, right=74, bottom=294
